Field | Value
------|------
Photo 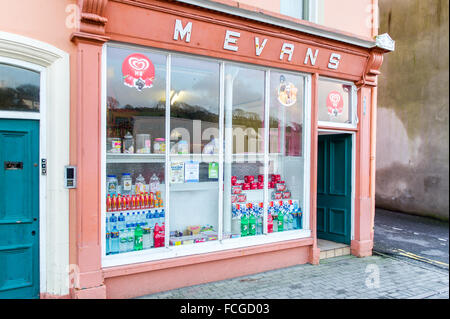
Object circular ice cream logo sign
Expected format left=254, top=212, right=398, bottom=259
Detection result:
left=277, top=75, right=298, bottom=107
left=326, top=91, right=344, bottom=117
left=122, top=53, right=155, bottom=91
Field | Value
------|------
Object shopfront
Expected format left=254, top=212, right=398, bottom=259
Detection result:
left=70, top=0, right=393, bottom=299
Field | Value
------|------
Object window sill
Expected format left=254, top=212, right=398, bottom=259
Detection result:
left=102, top=229, right=312, bottom=276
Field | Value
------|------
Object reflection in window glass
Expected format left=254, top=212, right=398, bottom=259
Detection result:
left=223, top=65, right=266, bottom=240
left=105, top=45, right=167, bottom=255
left=269, top=71, right=305, bottom=232
left=169, top=56, right=220, bottom=246
left=318, top=78, right=353, bottom=124
left=0, top=63, right=40, bottom=112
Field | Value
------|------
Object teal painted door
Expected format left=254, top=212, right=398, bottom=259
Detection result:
left=317, top=134, right=352, bottom=244
left=0, top=119, right=40, bottom=299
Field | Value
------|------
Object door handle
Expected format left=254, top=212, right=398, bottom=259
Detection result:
left=31, top=231, right=36, bottom=236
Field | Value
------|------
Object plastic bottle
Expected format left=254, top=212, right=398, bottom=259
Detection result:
left=134, top=222, right=143, bottom=251
left=271, top=205, right=278, bottom=232
left=110, top=225, right=120, bottom=254
left=149, top=173, right=160, bottom=193
left=267, top=214, right=274, bottom=233
left=119, top=228, right=128, bottom=253
left=153, top=223, right=161, bottom=248
left=121, top=173, right=132, bottom=196
left=278, top=210, right=284, bottom=232
left=109, top=213, right=117, bottom=231
left=256, top=209, right=263, bottom=235
left=154, top=210, right=159, bottom=226
left=106, top=175, right=118, bottom=196
left=249, top=212, right=256, bottom=236
left=135, top=174, right=146, bottom=195
left=241, top=213, right=249, bottom=237
left=118, top=213, right=125, bottom=231
left=125, top=212, right=131, bottom=229
left=105, top=216, right=111, bottom=255
left=160, top=209, right=165, bottom=225
left=127, top=228, right=134, bottom=252
left=231, top=206, right=241, bottom=235
left=131, top=212, right=136, bottom=228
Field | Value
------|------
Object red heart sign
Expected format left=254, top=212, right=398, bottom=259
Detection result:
left=122, top=53, right=155, bottom=91
left=326, top=91, right=344, bottom=117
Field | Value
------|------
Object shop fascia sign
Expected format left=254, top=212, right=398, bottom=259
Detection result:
left=174, top=19, right=341, bottom=70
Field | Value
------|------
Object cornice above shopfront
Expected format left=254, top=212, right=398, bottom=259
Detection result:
left=71, top=0, right=110, bottom=44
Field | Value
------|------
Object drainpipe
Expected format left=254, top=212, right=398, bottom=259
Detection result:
left=370, top=86, right=377, bottom=241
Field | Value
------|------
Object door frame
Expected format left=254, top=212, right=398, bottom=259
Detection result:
left=317, top=129, right=355, bottom=242
left=0, top=56, right=47, bottom=296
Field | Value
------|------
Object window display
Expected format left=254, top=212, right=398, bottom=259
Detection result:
left=105, top=45, right=167, bottom=255
left=169, top=55, right=220, bottom=246
left=318, top=77, right=354, bottom=125
left=103, top=43, right=310, bottom=261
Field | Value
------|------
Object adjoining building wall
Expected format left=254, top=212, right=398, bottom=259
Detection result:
left=209, top=0, right=377, bottom=39
left=376, top=0, right=449, bottom=220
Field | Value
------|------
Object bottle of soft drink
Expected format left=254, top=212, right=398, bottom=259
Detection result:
left=134, top=222, right=143, bottom=251
left=256, top=208, right=263, bottom=235
left=278, top=210, right=284, bottom=232
left=271, top=205, right=278, bottom=232
left=153, top=223, right=161, bottom=248
left=241, top=213, right=249, bottom=237
left=267, top=213, right=274, bottom=233
left=105, top=216, right=111, bottom=255
left=110, top=225, right=120, bottom=254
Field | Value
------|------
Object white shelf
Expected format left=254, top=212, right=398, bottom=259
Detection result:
left=170, top=181, right=218, bottom=192
left=107, top=153, right=284, bottom=164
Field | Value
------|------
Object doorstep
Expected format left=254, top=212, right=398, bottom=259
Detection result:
left=318, top=239, right=351, bottom=260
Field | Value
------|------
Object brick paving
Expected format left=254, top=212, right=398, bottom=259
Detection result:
left=138, top=254, right=449, bottom=299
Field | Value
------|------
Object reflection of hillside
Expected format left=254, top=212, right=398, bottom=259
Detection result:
left=0, top=84, right=40, bottom=111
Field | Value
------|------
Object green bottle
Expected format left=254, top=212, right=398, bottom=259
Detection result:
left=249, top=213, right=256, bottom=236
left=134, top=223, right=143, bottom=250
left=241, top=214, right=249, bottom=237
left=278, top=212, right=284, bottom=232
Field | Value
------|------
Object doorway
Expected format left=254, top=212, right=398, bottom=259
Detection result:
left=0, top=119, right=40, bottom=299
left=317, top=133, right=352, bottom=246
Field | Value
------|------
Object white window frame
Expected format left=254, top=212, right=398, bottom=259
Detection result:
left=317, top=76, right=358, bottom=130
left=101, top=42, right=312, bottom=268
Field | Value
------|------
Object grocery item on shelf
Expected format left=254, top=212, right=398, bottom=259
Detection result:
left=153, top=138, right=165, bottom=154
left=149, top=173, right=160, bottom=193
left=202, top=138, right=219, bottom=155
left=123, top=131, right=134, bottom=154
left=136, top=134, right=151, bottom=154
left=121, top=173, right=132, bottom=196
left=135, top=174, right=146, bottom=195
left=106, top=175, right=119, bottom=196
left=107, top=138, right=122, bottom=153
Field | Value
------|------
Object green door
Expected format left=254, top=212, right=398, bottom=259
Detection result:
left=317, top=134, right=352, bottom=245
left=0, top=119, right=40, bottom=299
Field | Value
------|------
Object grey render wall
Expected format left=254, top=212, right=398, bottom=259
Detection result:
left=376, top=0, right=449, bottom=220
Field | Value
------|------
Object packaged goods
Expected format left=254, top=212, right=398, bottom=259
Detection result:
left=107, top=138, right=122, bottom=154
left=123, top=131, right=134, bottom=154
left=136, top=134, right=151, bottom=154
left=106, top=175, right=118, bottom=196
left=244, top=175, right=254, bottom=183
left=153, top=138, right=166, bottom=154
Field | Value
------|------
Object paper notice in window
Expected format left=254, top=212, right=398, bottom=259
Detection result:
left=170, top=162, right=185, bottom=184
left=184, top=161, right=199, bottom=183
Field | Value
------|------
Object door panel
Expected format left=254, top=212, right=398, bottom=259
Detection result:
left=317, top=134, right=351, bottom=244
left=0, top=119, right=39, bottom=299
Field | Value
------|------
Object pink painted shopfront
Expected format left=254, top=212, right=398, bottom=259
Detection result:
left=69, top=0, right=394, bottom=299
